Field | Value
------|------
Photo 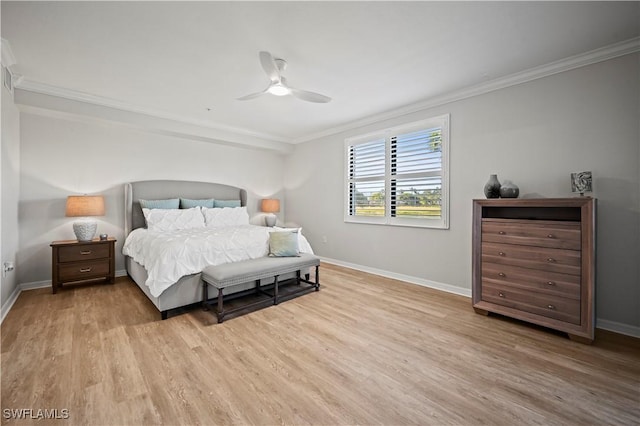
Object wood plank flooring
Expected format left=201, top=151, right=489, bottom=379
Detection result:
left=2, top=263, right=639, bottom=425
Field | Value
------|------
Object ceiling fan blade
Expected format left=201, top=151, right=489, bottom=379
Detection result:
left=290, top=87, right=331, bottom=103
left=259, top=51, right=280, bottom=83
left=236, top=87, right=269, bottom=101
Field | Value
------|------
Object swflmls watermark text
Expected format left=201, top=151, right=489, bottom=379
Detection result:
left=3, top=408, right=70, bottom=420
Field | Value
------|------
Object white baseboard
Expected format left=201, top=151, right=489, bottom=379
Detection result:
left=1, top=284, right=21, bottom=323
left=596, top=319, right=640, bottom=339
left=1, top=269, right=128, bottom=324
left=3, top=264, right=639, bottom=339
left=319, top=256, right=640, bottom=339
left=319, top=256, right=472, bottom=298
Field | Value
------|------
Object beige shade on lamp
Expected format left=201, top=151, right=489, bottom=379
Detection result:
left=261, top=198, right=280, bottom=227
left=66, top=195, right=105, bottom=241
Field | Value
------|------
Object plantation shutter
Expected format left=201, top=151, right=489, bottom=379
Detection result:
left=348, top=137, right=386, bottom=217
left=345, top=114, right=449, bottom=229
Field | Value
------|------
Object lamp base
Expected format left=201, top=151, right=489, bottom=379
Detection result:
left=73, top=220, right=98, bottom=241
left=265, top=214, right=277, bottom=227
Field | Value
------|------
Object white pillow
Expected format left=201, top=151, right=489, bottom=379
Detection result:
left=143, top=207, right=205, bottom=232
left=202, top=206, right=250, bottom=227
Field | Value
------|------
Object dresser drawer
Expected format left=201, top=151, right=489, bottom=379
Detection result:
left=482, top=242, right=581, bottom=276
left=482, top=219, right=581, bottom=250
left=482, top=262, right=580, bottom=299
left=57, top=243, right=110, bottom=263
left=482, top=282, right=580, bottom=325
left=58, top=260, right=110, bottom=282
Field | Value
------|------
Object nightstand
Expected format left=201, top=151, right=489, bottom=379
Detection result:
left=50, top=237, right=116, bottom=293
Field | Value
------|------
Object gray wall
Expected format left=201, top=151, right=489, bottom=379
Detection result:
left=1, top=72, right=20, bottom=308
left=17, top=113, right=287, bottom=284
left=284, top=53, right=640, bottom=331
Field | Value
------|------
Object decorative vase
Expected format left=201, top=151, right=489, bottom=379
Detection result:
left=499, top=180, right=520, bottom=198
left=483, top=174, right=501, bottom=199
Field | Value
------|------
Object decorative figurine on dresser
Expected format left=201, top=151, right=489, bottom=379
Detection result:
left=472, top=198, right=596, bottom=343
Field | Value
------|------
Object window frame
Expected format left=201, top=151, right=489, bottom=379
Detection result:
left=344, top=114, right=450, bottom=229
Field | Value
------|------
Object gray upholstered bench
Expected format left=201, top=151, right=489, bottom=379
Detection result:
left=201, top=253, right=320, bottom=323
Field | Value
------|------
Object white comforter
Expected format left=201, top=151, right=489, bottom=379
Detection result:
left=122, top=225, right=313, bottom=297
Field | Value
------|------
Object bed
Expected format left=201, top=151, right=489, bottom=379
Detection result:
left=123, top=180, right=312, bottom=319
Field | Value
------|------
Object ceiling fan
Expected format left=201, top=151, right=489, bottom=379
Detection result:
left=237, top=51, right=331, bottom=103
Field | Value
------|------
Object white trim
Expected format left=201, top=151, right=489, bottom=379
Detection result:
left=1, top=285, right=21, bottom=323
left=2, top=264, right=639, bottom=339
left=344, top=115, right=449, bottom=229
left=596, top=319, right=640, bottom=339
left=1, top=269, right=128, bottom=324
left=319, top=256, right=640, bottom=339
left=14, top=90, right=294, bottom=154
left=319, top=256, right=471, bottom=298
left=293, top=36, right=640, bottom=144
left=15, top=79, right=289, bottom=144
left=4, top=37, right=637, bottom=147
left=1, top=38, right=16, bottom=68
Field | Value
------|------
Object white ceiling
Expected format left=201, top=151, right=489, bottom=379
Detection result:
left=2, top=1, right=639, bottom=146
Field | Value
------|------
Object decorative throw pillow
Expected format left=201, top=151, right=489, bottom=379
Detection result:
left=139, top=198, right=179, bottom=209
left=213, top=199, right=241, bottom=208
left=180, top=198, right=215, bottom=209
left=202, top=206, right=250, bottom=227
left=143, top=207, right=205, bottom=232
left=268, top=230, right=300, bottom=257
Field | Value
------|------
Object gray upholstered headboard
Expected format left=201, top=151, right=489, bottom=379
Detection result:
left=124, top=180, right=247, bottom=236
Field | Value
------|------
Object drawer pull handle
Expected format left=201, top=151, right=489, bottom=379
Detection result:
left=498, top=292, right=505, bottom=298
left=499, top=252, right=505, bottom=256
left=498, top=272, right=506, bottom=277
left=547, top=234, right=554, bottom=239
left=546, top=281, right=556, bottom=286
left=547, top=258, right=556, bottom=263
left=79, top=268, right=92, bottom=273
left=498, top=231, right=506, bottom=235
left=547, top=304, right=556, bottom=310
left=80, top=251, right=92, bottom=255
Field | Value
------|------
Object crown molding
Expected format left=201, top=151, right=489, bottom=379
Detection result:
left=14, top=86, right=294, bottom=154
left=292, top=36, right=640, bottom=144
left=1, top=38, right=17, bottom=68
left=14, top=79, right=291, bottom=145
left=11, top=36, right=639, bottom=148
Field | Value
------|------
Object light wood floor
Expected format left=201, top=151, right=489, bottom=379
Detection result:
left=2, top=263, right=639, bottom=425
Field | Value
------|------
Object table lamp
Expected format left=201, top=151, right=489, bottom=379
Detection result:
left=261, top=198, right=280, bottom=227
left=66, top=195, right=105, bottom=241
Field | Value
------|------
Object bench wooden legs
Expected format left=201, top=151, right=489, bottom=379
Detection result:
left=203, top=265, right=320, bottom=323
left=217, top=288, right=224, bottom=323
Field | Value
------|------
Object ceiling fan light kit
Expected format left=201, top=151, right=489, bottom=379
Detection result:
left=238, top=51, right=331, bottom=103
left=268, top=82, right=290, bottom=96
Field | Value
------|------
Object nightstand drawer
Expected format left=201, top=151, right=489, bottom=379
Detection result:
left=58, top=260, right=110, bottom=282
left=58, top=243, right=110, bottom=263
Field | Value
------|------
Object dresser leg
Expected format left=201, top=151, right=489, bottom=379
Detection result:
left=568, top=333, right=593, bottom=345
left=473, top=307, right=489, bottom=316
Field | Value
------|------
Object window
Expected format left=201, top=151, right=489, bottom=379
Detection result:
left=345, top=115, right=449, bottom=229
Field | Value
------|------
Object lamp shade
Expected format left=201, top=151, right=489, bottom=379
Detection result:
left=261, top=198, right=280, bottom=213
left=65, top=195, right=105, bottom=217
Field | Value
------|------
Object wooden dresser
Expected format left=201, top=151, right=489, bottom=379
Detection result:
left=472, top=198, right=595, bottom=343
